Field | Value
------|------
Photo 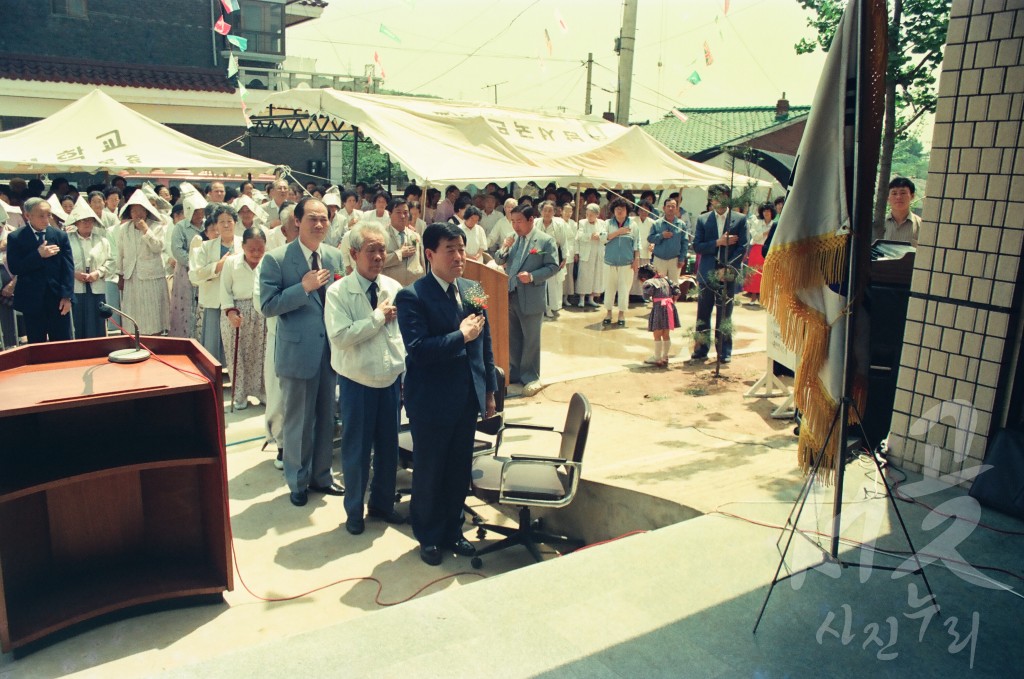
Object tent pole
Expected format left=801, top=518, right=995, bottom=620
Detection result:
left=352, top=126, right=359, bottom=186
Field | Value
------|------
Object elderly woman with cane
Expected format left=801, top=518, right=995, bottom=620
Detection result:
left=220, top=227, right=267, bottom=411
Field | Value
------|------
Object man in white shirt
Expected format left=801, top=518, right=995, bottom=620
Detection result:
left=479, top=193, right=501, bottom=233
left=325, top=222, right=406, bottom=535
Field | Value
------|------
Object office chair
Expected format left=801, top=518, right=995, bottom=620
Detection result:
left=468, top=392, right=591, bottom=568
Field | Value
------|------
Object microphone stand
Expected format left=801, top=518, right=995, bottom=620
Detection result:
left=98, top=302, right=151, bottom=364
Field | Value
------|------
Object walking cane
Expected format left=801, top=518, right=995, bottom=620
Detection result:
left=230, top=325, right=240, bottom=413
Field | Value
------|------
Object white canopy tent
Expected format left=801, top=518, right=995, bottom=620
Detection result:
left=251, top=88, right=770, bottom=191
left=0, top=89, right=276, bottom=176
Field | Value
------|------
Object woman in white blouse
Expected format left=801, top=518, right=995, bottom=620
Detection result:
left=561, top=202, right=579, bottom=305
left=220, top=227, right=267, bottom=410
left=190, top=205, right=242, bottom=364
left=460, top=205, right=489, bottom=260
left=117, top=190, right=170, bottom=335
left=66, top=198, right=114, bottom=339
left=574, top=203, right=605, bottom=308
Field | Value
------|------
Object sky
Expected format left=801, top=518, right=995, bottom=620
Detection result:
left=286, top=0, right=833, bottom=124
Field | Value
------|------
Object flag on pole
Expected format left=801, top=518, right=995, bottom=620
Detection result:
left=687, top=71, right=701, bottom=85
left=214, top=16, right=231, bottom=36
left=227, top=53, right=238, bottom=78
left=671, top=109, right=689, bottom=123
left=226, top=35, right=248, bottom=51
left=761, top=0, right=882, bottom=479
left=703, top=41, right=714, bottom=66
left=379, top=24, right=401, bottom=43
left=220, top=0, right=240, bottom=13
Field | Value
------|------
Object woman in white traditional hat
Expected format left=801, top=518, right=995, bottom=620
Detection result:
left=233, top=194, right=266, bottom=236
left=117, top=189, right=170, bottom=335
left=66, top=197, right=115, bottom=339
left=574, top=202, right=605, bottom=309
left=168, top=185, right=208, bottom=338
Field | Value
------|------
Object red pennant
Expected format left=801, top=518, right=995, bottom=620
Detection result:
left=214, top=16, right=231, bottom=36
left=703, top=41, right=714, bottom=66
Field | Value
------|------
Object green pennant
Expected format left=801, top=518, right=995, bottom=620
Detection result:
left=688, top=71, right=702, bottom=85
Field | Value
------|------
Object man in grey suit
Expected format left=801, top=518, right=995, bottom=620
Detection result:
left=260, top=197, right=346, bottom=506
left=494, top=204, right=559, bottom=396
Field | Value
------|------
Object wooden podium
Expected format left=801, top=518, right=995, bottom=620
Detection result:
left=464, top=260, right=509, bottom=385
left=0, top=336, right=233, bottom=653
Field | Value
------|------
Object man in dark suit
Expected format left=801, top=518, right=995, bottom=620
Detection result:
left=396, top=222, right=497, bottom=566
left=691, top=184, right=748, bottom=363
left=260, top=197, right=346, bottom=507
left=493, top=204, right=559, bottom=396
left=6, top=197, right=74, bottom=343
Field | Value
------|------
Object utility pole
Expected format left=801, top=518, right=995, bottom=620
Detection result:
left=482, top=81, right=508, bottom=105
left=585, top=52, right=593, bottom=115
left=615, top=0, right=638, bottom=125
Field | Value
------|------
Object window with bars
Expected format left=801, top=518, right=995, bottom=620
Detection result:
left=236, top=0, right=285, bottom=56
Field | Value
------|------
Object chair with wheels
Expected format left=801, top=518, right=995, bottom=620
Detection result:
left=468, top=392, right=591, bottom=568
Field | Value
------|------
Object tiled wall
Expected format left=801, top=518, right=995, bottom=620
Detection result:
left=886, top=0, right=1024, bottom=482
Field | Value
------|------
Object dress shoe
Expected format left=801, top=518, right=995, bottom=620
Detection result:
left=233, top=399, right=249, bottom=410
left=523, top=380, right=544, bottom=397
left=309, top=482, right=345, bottom=496
left=273, top=449, right=284, bottom=470
left=289, top=490, right=308, bottom=507
left=689, top=352, right=708, bottom=362
left=367, top=507, right=405, bottom=524
left=720, top=356, right=732, bottom=364
left=420, top=545, right=443, bottom=566
left=345, top=516, right=365, bottom=535
left=447, top=537, right=476, bottom=557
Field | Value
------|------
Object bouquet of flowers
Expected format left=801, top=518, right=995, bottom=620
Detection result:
left=463, top=281, right=489, bottom=314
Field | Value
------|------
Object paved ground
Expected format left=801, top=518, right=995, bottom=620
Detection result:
left=3, top=299, right=1021, bottom=678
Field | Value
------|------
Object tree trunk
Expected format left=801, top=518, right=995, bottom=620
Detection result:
left=872, top=0, right=903, bottom=236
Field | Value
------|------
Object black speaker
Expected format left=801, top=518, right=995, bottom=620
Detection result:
left=860, top=283, right=911, bottom=446
left=969, top=428, right=1024, bottom=519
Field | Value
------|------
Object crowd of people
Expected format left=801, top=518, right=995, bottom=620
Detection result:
left=0, top=170, right=920, bottom=564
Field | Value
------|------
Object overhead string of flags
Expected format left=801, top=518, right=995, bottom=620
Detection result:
left=213, top=0, right=250, bottom=128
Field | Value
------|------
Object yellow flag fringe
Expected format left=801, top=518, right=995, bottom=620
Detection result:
left=761, top=231, right=850, bottom=484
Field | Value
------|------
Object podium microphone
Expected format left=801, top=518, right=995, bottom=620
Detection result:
left=98, top=302, right=151, bottom=364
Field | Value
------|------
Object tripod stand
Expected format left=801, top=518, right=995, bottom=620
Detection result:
left=752, top=396, right=938, bottom=633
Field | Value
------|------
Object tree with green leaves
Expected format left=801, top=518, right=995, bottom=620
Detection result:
left=795, top=0, right=948, bottom=231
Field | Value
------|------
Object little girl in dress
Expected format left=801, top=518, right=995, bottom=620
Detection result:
left=639, top=264, right=681, bottom=367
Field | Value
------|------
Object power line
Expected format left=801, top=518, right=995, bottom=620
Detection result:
left=408, top=0, right=542, bottom=92
left=291, top=36, right=580, bottom=64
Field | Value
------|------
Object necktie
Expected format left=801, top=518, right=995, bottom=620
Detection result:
left=36, top=231, right=45, bottom=245
left=368, top=281, right=378, bottom=309
left=508, top=238, right=525, bottom=292
left=311, top=251, right=326, bottom=305
left=397, top=229, right=405, bottom=246
left=447, top=282, right=461, bottom=313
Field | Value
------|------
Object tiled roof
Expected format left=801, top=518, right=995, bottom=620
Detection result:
left=0, top=53, right=234, bottom=94
left=642, top=105, right=811, bottom=156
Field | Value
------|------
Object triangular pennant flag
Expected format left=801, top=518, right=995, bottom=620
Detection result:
left=724, top=0, right=730, bottom=15
left=227, top=53, right=238, bottom=78
left=220, top=0, right=240, bottom=13
left=374, top=51, right=382, bottom=65
left=555, top=9, right=568, bottom=33
left=226, top=34, right=248, bottom=51
left=214, top=16, right=231, bottom=36
left=704, top=41, right=714, bottom=66
left=379, top=23, right=401, bottom=43
left=671, top=109, right=689, bottom=123
left=687, top=71, right=702, bottom=85
left=238, top=83, right=248, bottom=99
left=544, top=28, right=553, bottom=56
left=241, top=102, right=252, bottom=129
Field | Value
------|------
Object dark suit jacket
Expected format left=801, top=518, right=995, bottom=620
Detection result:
left=6, top=224, right=74, bottom=315
left=692, top=210, right=748, bottom=284
left=396, top=274, right=497, bottom=423
left=259, top=239, right=344, bottom=380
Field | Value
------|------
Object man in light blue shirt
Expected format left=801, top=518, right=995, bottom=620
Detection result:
left=647, top=198, right=688, bottom=283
